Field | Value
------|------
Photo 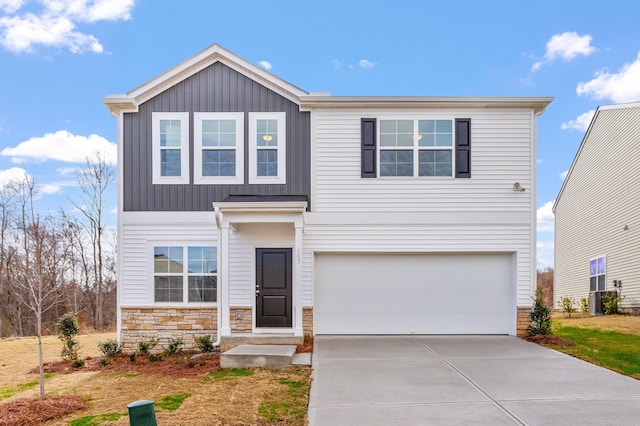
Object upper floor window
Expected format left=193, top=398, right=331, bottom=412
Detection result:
left=194, top=112, right=244, bottom=184
left=379, top=119, right=453, bottom=177
left=154, top=245, right=217, bottom=303
left=249, top=112, right=286, bottom=184
left=152, top=112, right=190, bottom=184
left=589, top=256, right=606, bottom=292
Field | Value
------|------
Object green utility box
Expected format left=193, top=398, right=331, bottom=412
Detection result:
left=127, top=399, right=157, bottom=426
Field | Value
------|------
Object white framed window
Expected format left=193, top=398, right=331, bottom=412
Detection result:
left=194, top=112, right=244, bottom=184
left=152, top=112, right=190, bottom=184
left=589, top=256, right=606, bottom=292
left=249, top=112, right=286, bottom=184
left=379, top=119, right=453, bottom=177
left=153, top=246, right=217, bottom=304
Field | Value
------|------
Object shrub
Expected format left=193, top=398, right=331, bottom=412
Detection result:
left=99, top=358, right=112, bottom=367
left=129, top=352, right=136, bottom=363
left=529, top=288, right=552, bottom=336
left=137, top=338, right=158, bottom=355
left=559, top=296, right=577, bottom=318
left=195, top=335, right=215, bottom=353
left=580, top=297, right=590, bottom=315
left=71, top=359, right=85, bottom=368
left=57, top=312, right=80, bottom=361
left=602, top=292, right=625, bottom=315
left=148, top=353, right=163, bottom=362
left=163, top=337, right=184, bottom=355
left=97, top=340, right=122, bottom=357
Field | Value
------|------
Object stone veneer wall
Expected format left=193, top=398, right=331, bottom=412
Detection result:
left=303, top=307, right=313, bottom=336
left=516, top=307, right=532, bottom=337
left=121, top=307, right=217, bottom=352
left=230, top=307, right=253, bottom=332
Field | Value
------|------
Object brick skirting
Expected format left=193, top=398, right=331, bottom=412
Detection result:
left=121, top=307, right=217, bottom=352
left=303, top=307, right=313, bottom=336
left=230, top=307, right=253, bottom=332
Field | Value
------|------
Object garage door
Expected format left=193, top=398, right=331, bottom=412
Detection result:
left=314, top=253, right=514, bottom=334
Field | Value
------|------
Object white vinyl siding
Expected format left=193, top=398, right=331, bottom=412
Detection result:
left=120, top=212, right=218, bottom=306
left=555, top=106, right=640, bottom=309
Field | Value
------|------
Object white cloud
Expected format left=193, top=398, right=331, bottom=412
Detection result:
left=1, top=130, right=117, bottom=165
left=0, top=166, right=28, bottom=189
left=537, top=200, right=555, bottom=233
left=258, top=60, right=272, bottom=70
left=0, top=0, right=133, bottom=53
left=39, top=183, right=62, bottom=194
left=537, top=158, right=543, bottom=164
left=332, top=59, right=342, bottom=69
left=57, top=166, right=80, bottom=175
left=537, top=240, right=554, bottom=269
left=560, top=170, right=569, bottom=180
left=577, top=51, right=640, bottom=103
left=359, top=59, right=374, bottom=69
left=532, top=31, right=596, bottom=71
left=561, top=109, right=596, bottom=131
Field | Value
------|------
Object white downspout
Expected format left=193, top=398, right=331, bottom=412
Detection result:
left=213, top=206, right=222, bottom=347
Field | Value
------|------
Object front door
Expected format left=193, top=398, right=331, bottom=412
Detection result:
left=256, top=248, right=292, bottom=328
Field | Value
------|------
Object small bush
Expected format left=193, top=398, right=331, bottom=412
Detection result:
left=529, top=288, right=552, bottom=336
left=97, top=340, right=122, bottom=357
left=57, top=312, right=81, bottom=361
left=195, top=335, right=215, bottom=352
left=559, top=296, right=577, bottom=318
left=137, top=338, right=158, bottom=355
left=602, top=293, right=625, bottom=315
left=163, top=337, right=184, bottom=355
left=128, top=352, right=136, bottom=363
left=148, top=353, right=163, bottom=362
left=71, top=359, right=85, bottom=368
left=99, top=358, right=111, bottom=367
left=580, top=297, right=590, bottom=314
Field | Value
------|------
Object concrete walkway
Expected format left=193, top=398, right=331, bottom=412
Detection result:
left=308, top=336, right=640, bottom=425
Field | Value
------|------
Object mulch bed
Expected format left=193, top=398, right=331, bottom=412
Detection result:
left=0, top=395, right=86, bottom=426
left=523, top=334, right=576, bottom=346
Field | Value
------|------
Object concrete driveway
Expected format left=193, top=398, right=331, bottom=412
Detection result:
left=308, top=336, right=640, bottom=425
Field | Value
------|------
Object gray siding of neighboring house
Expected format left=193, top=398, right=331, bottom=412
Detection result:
left=122, top=61, right=310, bottom=211
left=554, top=105, right=640, bottom=309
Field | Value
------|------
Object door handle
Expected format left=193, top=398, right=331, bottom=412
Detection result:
left=256, top=289, right=260, bottom=296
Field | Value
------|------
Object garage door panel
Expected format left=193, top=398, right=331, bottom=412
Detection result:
left=314, top=253, right=514, bottom=335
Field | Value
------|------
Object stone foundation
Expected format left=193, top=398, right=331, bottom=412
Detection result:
left=303, top=307, right=313, bottom=336
left=516, top=307, right=532, bottom=337
left=230, top=307, right=253, bottom=332
left=121, top=307, right=217, bottom=352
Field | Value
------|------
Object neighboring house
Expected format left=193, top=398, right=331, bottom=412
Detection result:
left=102, top=44, right=552, bottom=349
left=554, top=102, right=640, bottom=314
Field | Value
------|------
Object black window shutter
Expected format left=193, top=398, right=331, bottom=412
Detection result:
left=361, top=118, right=377, bottom=178
left=455, top=118, right=471, bottom=178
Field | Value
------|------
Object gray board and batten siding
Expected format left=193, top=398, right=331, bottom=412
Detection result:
left=122, top=61, right=311, bottom=211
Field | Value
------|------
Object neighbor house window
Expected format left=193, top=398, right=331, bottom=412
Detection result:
left=194, top=112, right=244, bottom=184
left=589, top=256, right=606, bottom=292
left=154, top=246, right=217, bottom=303
left=248, top=112, right=286, bottom=184
left=379, top=119, right=453, bottom=177
left=152, top=112, right=190, bottom=184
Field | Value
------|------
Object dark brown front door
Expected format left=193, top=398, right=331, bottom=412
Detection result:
left=256, top=248, right=292, bottom=328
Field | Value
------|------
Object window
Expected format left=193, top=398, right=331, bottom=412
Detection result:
left=194, top=112, right=244, bottom=184
left=152, top=112, right=190, bottom=184
left=589, top=256, right=606, bottom=292
left=249, top=112, right=286, bottom=184
left=379, top=119, right=453, bottom=177
left=154, top=246, right=217, bottom=303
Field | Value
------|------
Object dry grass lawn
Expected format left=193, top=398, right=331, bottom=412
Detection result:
left=0, top=333, right=311, bottom=425
left=552, top=313, right=640, bottom=335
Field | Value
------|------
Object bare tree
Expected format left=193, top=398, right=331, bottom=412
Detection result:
left=537, top=267, right=554, bottom=308
left=13, top=174, right=66, bottom=397
left=0, top=182, right=17, bottom=337
left=69, top=154, right=115, bottom=331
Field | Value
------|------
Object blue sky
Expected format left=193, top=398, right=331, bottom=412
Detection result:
left=1, top=0, right=640, bottom=269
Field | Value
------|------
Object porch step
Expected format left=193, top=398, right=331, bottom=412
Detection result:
left=220, top=333, right=303, bottom=351
left=220, top=344, right=297, bottom=369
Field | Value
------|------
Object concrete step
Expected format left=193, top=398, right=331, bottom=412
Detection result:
left=220, top=344, right=298, bottom=369
left=220, top=334, right=303, bottom=352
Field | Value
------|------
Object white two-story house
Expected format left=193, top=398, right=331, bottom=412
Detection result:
left=103, top=44, right=552, bottom=349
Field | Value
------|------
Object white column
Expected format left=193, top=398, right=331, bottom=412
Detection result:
left=293, top=219, right=304, bottom=336
left=220, top=222, right=231, bottom=336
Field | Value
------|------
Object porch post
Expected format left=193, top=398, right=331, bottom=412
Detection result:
left=220, top=222, right=231, bottom=336
left=293, top=219, right=304, bottom=336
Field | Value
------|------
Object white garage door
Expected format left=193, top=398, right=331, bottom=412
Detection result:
left=314, top=253, right=514, bottom=335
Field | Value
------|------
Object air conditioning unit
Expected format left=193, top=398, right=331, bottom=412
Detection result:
left=589, top=291, right=618, bottom=315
